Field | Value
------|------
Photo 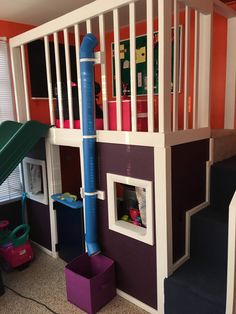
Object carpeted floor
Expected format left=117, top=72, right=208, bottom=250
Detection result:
left=0, top=247, right=148, bottom=314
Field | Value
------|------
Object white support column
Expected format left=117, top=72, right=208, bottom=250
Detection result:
left=99, top=14, right=109, bottom=131
left=45, top=138, right=62, bottom=257
left=224, top=17, right=236, bottom=129
left=197, top=12, right=212, bottom=128
left=158, top=0, right=172, bottom=133
left=155, top=146, right=173, bottom=314
left=10, top=46, right=28, bottom=122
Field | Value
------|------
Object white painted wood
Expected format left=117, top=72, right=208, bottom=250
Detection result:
left=184, top=6, right=190, bottom=130
left=224, top=17, right=236, bottom=129
left=99, top=14, right=108, bottom=131
left=198, top=13, right=212, bottom=128
left=20, top=45, right=30, bottom=120
left=213, top=0, right=236, bottom=19
left=53, top=32, right=64, bottom=128
left=31, top=241, right=57, bottom=258
left=10, top=46, right=28, bottom=122
left=74, top=24, right=83, bottom=131
left=193, top=10, right=199, bottom=129
left=64, top=28, right=74, bottom=129
left=146, top=0, right=154, bottom=132
left=178, top=0, right=212, bottom=14
left=10, top=0, right=138, bottom=47
left=173, top=200, right=209, bottom=272
left=45, top=139, right=62, bottom=257
left=86, top=19, right=92, bottom=33
left=173, top=0, right=180, bottom=132
left=48, top=128, right=82, bottom=147
left=44, top=36, right=55, bottom=125
left=129, top=2, right=137, bottom=132
left=107, top=173, right=154, bottom=245
left=113, top=8, right=122, bottom=131
left=158, top=0, right=172, bottom=133
left=226, top=191, right=236, bottom=314
left=155, top=146, right=172, bottom=313
left=165, top=127, right=210, bottom=146
left=117, top=289, right=158, bottom=313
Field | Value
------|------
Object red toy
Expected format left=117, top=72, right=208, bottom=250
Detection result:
left=0, top=221, right=33, bottom=270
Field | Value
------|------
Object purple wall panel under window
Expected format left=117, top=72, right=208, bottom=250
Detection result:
left=97, top=143, right=157, bottom=309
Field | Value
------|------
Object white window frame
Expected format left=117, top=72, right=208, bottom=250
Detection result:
left=107, top=173, right=154, bottom=245
left=23, top=157, right=48, bottom=205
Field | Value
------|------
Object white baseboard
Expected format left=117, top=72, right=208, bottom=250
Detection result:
left=31, top=241, right=58, bottom=258
left=116, top=289, right=158, bottom=314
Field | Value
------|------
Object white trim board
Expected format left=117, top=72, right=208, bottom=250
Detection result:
left=48, top=127, right=210, bottom=148
left=31, top=241, right=58, bottom=258
left=116, top=289, right=158, bottom=314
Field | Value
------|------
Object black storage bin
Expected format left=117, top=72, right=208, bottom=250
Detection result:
left=54, top=201, right=85, bottom=262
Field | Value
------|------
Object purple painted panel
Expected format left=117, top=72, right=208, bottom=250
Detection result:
left=27, top=199, right=52, bottom=250
left=97, top=143, right=157, bottom=309
left=172, top=139, right=209, bottom=262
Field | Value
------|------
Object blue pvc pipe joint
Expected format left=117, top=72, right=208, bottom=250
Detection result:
left=80, top=34, right=101, bottom=256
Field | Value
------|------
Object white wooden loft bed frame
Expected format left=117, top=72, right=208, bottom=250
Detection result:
left=8, top=0, right=236, bottom=313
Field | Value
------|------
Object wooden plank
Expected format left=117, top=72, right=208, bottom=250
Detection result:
left=44, top=36, right=55, bottom=125
left=158, top=0, right=172, bottom=133
left=173, top=0, right=180, bottom=132
left=184, top=6, right=190, bottom=130
left=20, top=45, right=30, bottom=120
left=53, top=32, right=64, bottom=128
left=129, top=2, right=137, bottom=132
left=64, top=28, right=74, bottom=129
left=113, top=8, right=122, bottom=131
left=99, top=14, right=108, bottom=130
left=193, top=10, right=199, bottom=129
left=147, top=0, right=154, bottom=132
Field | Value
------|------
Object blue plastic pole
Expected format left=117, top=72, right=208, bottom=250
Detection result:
left=80, top=33, right=101, bottom=256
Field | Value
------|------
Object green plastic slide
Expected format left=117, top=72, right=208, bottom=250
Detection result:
left=0, top=120, right=50, bottom=185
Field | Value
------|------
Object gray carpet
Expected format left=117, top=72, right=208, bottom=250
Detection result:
left=0, top=247, right=148, bottom=314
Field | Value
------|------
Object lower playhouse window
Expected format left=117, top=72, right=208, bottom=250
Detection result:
left=107, top=173, right=154, bottom=245
left=23, top=157, right=48, bottom=205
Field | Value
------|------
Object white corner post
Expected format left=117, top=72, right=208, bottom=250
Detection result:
left=155, top=146, right=172, bottom=314
left=224, top=17, right=236, bottom=129
left=158, top=0, right=172, bottom=133
left=45, top=138, right=62, bottom=258
left=197, top=11, right=212, bottom=128
left=9, top=45, right=28, bottom=123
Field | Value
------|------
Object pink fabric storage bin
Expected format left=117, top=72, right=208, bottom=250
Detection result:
left=108, top=99, right=148, bottom=131
left=65, top=253, right=116, bottom=314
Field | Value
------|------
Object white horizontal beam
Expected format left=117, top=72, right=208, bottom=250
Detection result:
left=178, top=0, right=213, bottom=14
left=10, top=0, right=138, bottom=47
left=213, top=0, right=236, bottom=18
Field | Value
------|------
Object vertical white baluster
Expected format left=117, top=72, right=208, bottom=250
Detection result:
left=53, top=32, right=64, bottom=128
left=173, top=0, right=180, bottom=132
left=99, top=14, right=108, bottom=130
left=129, top=2, right=137, bottom=132
left=74, top=24, right=83, bottom=130
left=158, top=0, right=172, bottom=133
left=86, top=19, right=92, bottom=33
left=64, top=28, right=73, bottom=129
left=20, top=45, right=30, bottom=120
left=193, top=10, right=199, bottom=129
left=184, top=6, right=190, bottom=130
left=147, top=0, right=154, bottom=132
left=44, top=36, right=55, bottom=126
left=113, top=8, right=122, bottom=131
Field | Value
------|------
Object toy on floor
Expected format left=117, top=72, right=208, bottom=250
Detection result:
left=0, top=220, right=33, bottom=270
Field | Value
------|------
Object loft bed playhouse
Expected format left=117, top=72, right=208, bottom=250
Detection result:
left=2, top=0, right=236, bottom=312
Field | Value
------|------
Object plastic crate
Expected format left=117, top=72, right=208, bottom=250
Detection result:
left=65, top=253, right=116, bottom=314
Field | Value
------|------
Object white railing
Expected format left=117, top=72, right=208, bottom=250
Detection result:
left=226, top=190, right=236, bottom=314
left=9, top=0, right=217, bottom=135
